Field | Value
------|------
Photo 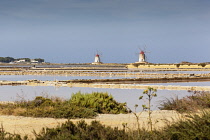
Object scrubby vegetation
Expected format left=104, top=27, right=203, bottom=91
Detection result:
left=159, top=90, right=210, bottom=112
left=0, top=126, right=24, bottom=140
left=70, top=92, right=128, bottom=114
left=161, top=111, right=210, bottom=139
left=134, top=87, right=157, bottom=132
left=1, top=111, right=209, bottom=140
left=0, top=90, right=210, bottom=139
left=198, top=63, right=207, bottom=67
left=0, top=96, right=96, bottom=118
left=0, top=92, right=129, bottom=118
left=34, top=120, right=129, bottom=140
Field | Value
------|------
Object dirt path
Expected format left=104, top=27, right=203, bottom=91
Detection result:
left=0, top=110, right=182, bottom=139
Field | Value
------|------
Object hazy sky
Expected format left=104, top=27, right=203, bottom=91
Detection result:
left=0, top=0, right=210, bottom=63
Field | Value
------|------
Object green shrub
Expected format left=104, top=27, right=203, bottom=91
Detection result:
left=69, top=92, right=129, bottom=114
left=1, top=111, right=210, bottom=140
left=0, top=97, right=96, bottom=119
left=0, top=125, right=28, bottom=140
left=32, top=111, right=210, bottom=139
left=198, top=63, right=206, bottom=67
left=51, top=103, right=97, bottom=118
left=34, top=120, right=129, bottom=140
left=176, top=64, right=180, bottom=68
left=0, top=92, right=129, bottom=119
left=162, top=111, right=210, bottom=139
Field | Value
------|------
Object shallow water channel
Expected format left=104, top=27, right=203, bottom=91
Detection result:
left=0, top=75, right=123, bottom=81
left=0, top=85, right=194, bottom=111
left=0, top=74, right=209, bottom=111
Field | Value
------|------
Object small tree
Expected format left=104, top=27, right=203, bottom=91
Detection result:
left=34, top=58, right=45, bottom=63
left=198, top=63, right=206, bottom=67
left=139, top=87, right=157, bottom=131
left=176, top=64, right=180, bottom=68
left=128, top=87, right=157, bottom=134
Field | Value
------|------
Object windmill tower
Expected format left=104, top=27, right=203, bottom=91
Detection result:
left=92, top=52, right=102, bottom=64
left=139, top=50, right=146, bottom=62
left=136, top=46, right=150, bottom=63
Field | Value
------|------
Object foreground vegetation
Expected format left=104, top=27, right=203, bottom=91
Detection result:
left=33, top=111, right=210, bottom=139
left=0, top=110, right=209, bottom=140
left=0, top=89, right=210, bottom=139
left=159, top=90, right=210, bottom=112
left=0, top=92, right=129, bottom=118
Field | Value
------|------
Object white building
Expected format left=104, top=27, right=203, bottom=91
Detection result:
left=135, top=51, right=147, bottom=63
left=92, top=54, right=102, bottom=64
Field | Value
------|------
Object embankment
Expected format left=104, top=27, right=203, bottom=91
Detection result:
left=0, top=70, right=210, bottom=79
left=1, top=78, right=210, bottom=91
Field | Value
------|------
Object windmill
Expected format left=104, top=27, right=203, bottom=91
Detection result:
left=136, top=46, right=150, bottom=63
left=92, top=50, right=103, bottom=64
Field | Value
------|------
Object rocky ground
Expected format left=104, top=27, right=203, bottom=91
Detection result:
left=0, top=110, right=182, bottom=139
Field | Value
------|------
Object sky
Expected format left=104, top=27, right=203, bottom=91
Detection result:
left=0, top=0, right=210, bottom=64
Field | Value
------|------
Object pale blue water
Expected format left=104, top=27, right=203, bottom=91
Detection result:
left=0, top=85, right=191, bottom=111
left=0, top=75, right=209, bottom=87
left=0, top=75, right=124, bottom=81
left=0, top=73, right=209, bottom=111
left=143, top=81, right=210, bottom=86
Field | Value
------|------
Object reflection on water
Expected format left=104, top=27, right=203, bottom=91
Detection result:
left=0, top=85, right=191, bottom=111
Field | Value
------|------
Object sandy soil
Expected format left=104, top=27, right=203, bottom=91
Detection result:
left=0, top=110, right=183, bottom=139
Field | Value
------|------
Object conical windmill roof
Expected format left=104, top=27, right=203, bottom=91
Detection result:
left=140, top=51, right=145, bottom=54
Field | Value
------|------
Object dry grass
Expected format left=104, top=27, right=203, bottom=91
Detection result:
left=159, top=90, right=210, bottom=112
left=11, top=107, right=26, bottom=116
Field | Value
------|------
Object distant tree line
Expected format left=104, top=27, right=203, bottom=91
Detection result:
left=34, top=58, right=45, bottom=63
left=0, top=57, right=44, bottom=63
left=0, top=57, right=15, bottom=63
left=16, top=58, right=31, bottom=62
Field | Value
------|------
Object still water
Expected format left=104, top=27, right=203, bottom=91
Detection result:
left=0, top=75, right=122, bottom=81
left=143, top=81, right=210, bottom=86
left=0, top=73, right=209, bottom=111
left=0, top=75, right=210, bottom=87
left=0, top=85, right=192, bottom=111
